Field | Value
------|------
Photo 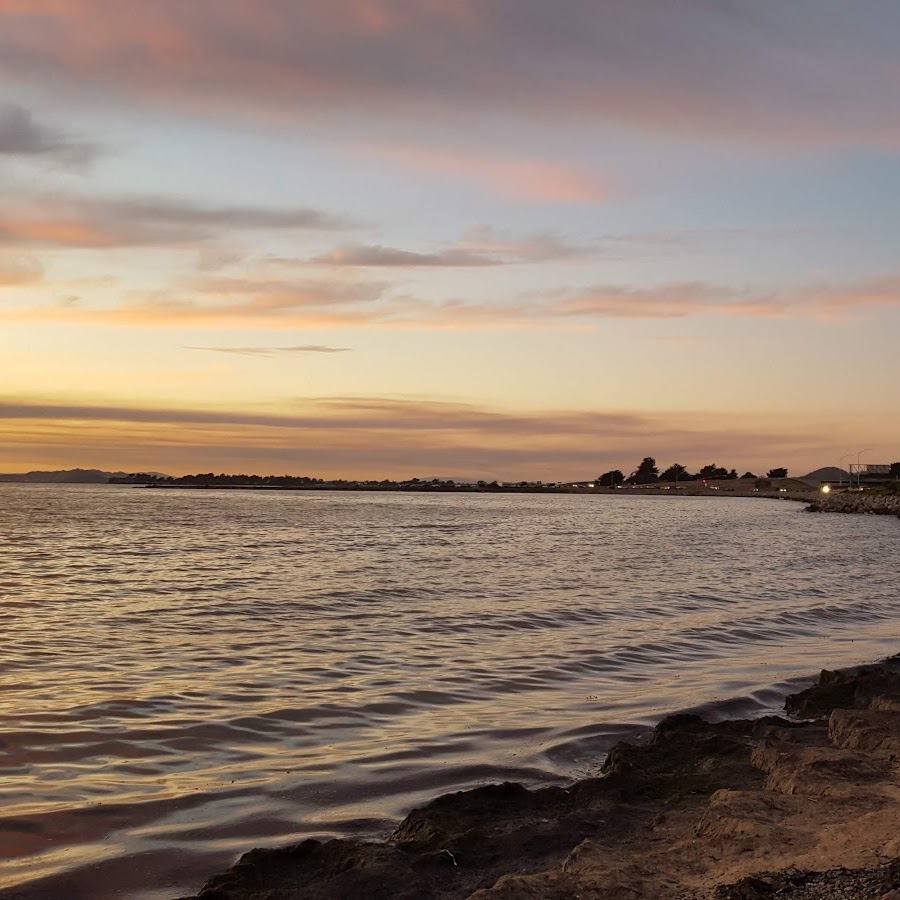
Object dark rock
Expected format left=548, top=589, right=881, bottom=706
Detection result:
left=884, top=857, right=900, bottom=890
left=715, top=874, right=784, bottom=898
left=785, top=667, right=900, bottom=718
left=601, top=713, right=762, bottom=801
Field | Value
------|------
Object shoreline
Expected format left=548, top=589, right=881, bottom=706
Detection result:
left=180, top=657, right=900, bottom=900
left=807, top=490, right=900, bottom=518
left=122, top=481, right=819, bottom=502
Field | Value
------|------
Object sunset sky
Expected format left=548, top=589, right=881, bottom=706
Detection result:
left=1, top=1, right=899, bottom=479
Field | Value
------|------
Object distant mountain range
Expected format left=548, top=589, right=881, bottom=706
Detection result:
left=0, top=468, right=131, bottom=483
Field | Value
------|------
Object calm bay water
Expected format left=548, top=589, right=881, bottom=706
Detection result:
left=1, top=484, right=897, bottom=899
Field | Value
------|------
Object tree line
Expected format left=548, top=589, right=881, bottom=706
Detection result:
left=596, top=458, right=789, bottom=487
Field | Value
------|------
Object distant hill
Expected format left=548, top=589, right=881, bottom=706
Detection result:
left=0, top=468, right=128, bottom=483
left=801, top=466, right=851, bottom=482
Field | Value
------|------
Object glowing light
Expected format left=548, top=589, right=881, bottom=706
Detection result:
left=821, top=484, right=831, bottom=493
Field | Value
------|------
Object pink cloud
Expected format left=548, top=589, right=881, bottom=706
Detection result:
left=363, top=144, right=610, bottom=203
left=0, top=2, right=897, bottom=146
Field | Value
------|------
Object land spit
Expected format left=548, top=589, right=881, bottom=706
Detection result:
left=181, top=659, right=900, bottom=900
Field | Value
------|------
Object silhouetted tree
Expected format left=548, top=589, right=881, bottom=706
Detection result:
left=659, top=463, right=689, bottom=482
left=767, top=467, right=788, bottom=478
left=628, top=457, right=659, bottom=484
left=890, top=462, right=900, bottom=479
left=741, top=471, right=757, bottom=479
left=598, top=469, right=625, bottom=487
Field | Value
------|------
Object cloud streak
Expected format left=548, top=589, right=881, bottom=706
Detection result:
left=186, top=344, right=351, bottom=357
left=0, top=193, right=354, bottom=249
left=7, top=272, right=900, bottom=329
left=364, top=144, right=610, bottom=203
left=0, top=103, right=100, bottom=167
left=0, top=394, right=834, bottom=479
left=311, top=227, right=593, bottom=267
left=312, top=243, right=497, bottom=268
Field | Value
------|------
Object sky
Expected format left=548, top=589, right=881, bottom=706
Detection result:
left=1, top=0, right=899, bottom=480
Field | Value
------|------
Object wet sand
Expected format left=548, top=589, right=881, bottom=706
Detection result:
left=179, top=657, right=900, bottom=899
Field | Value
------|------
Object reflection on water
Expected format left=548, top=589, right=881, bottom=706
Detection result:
left=0, top=485, right=897, bottom=898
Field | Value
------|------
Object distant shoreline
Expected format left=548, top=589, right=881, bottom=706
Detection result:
left=117, top=480, right=816, bottom=501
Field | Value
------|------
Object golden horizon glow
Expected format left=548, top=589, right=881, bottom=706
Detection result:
left=0, top=2, right=898, bottom=477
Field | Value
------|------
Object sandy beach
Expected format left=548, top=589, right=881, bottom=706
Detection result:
left=180, top=658, right=900, bottom=900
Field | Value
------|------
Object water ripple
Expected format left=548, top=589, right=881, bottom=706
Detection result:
left=0, top=485, right=897, bottom=899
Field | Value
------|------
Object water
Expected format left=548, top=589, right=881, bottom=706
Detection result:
left=0, top=485, right=897, bottom=899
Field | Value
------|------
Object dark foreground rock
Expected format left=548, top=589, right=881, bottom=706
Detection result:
left=715, top=858, right=900, bottom=899
left=180, top=658, right=900, bottom=900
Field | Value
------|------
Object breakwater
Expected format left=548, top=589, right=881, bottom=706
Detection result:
left=807, top=489, right=900, bottom=517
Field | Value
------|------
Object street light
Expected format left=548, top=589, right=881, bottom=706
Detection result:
left=856, top=448, right=873, bottom=489
left=839, top=453, right=854, bottom=487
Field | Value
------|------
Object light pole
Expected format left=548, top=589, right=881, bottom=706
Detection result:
left=856, top=448, right=872, bottom=489
left=839, top=453, right=854, bottom=487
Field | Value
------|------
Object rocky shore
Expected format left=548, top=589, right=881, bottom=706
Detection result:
left=806, top=490, right=900, bottom=517
left=181, top=659, right=900, bottom=900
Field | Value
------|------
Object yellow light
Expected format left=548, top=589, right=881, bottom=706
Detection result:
left=821, top=484, right=831, bottom=493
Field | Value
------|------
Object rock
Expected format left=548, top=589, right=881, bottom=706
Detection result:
left=828, top=708, right=900, bottom=758
left=600, top=713, right=762, bottom=800
left=751, top=737, right=886, bottom=796
left=785, top=666, right=900, bottom=718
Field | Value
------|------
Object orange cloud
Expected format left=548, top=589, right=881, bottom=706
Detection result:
left=5, top=272, right=900, bottom=330
left=0, top=255, right=42, bottom=286
left=0, top=217, right=119, bottom=248
left=0, top=194, right=353, bottom=249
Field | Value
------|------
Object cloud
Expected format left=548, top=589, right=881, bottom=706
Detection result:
left=0, top=394, right=838, bottom=479
left=0, top=193, right=354, bottom=249
left=0, top=255, right=42, bottom=286
left=0, top=395, right=630, bottom=433
left=801, top=275, right=900, bottom=315
left=6, top=271, right=900, bottom=330
left=0, top=103, right=100, bottom=167
left=0, top=2, right=897, bottom=146
left=190, top=275, right=385, bottom=310
left=51, top=276, right=390, bottom=328
left=186, top=344, right=351, bottom=357
left=363, top=144, right=609, bottom=203
left=311, top=226, right=596, bottom=269
left=312, top=243, right=497, bottom=267
left=547, top=282, right=784, bottom=320
left=457, top=225, right=593, bottom=263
